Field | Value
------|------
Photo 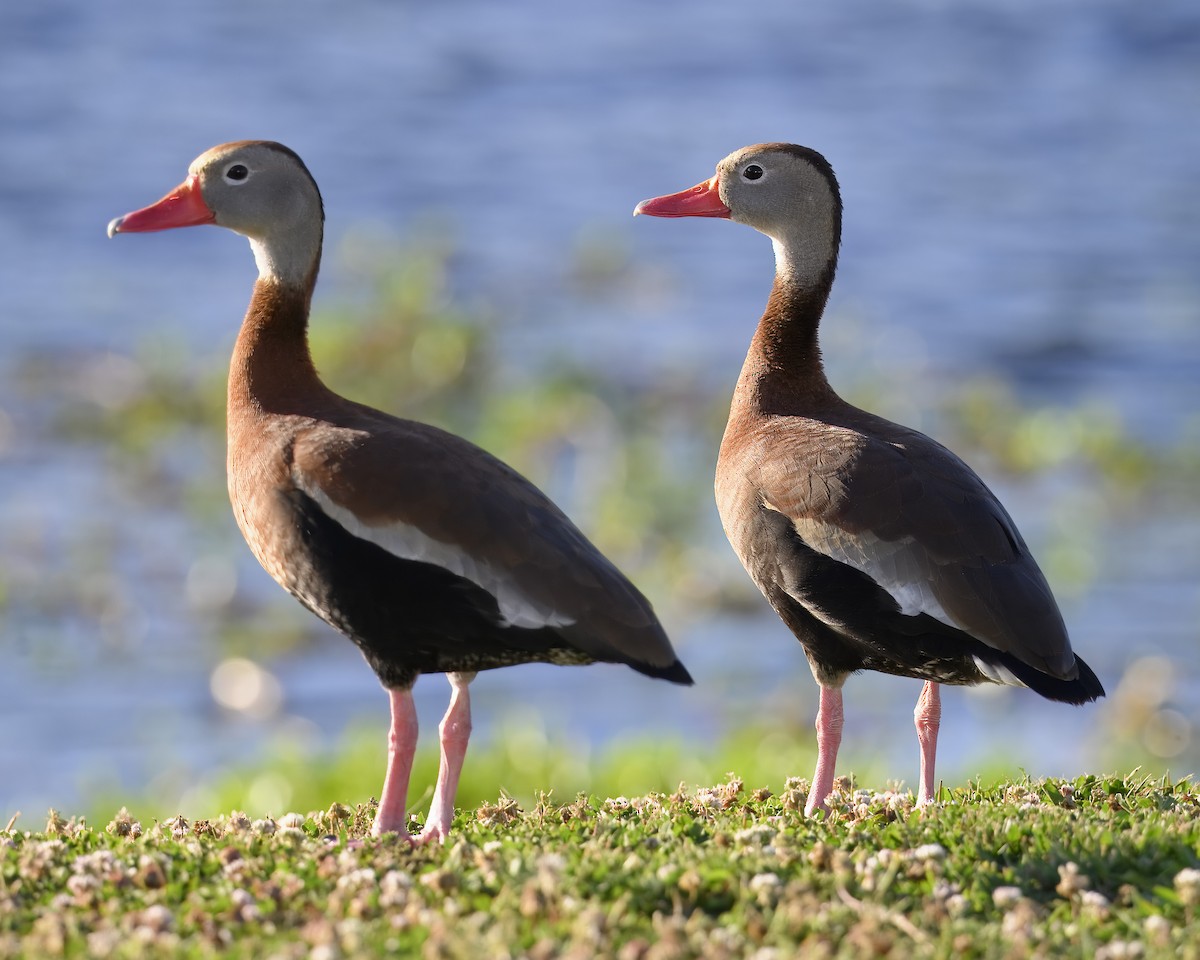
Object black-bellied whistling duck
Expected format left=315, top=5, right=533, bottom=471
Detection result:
left=108, top=140, right=692, bottom=843
left=635, top=143, right=1103, bottom=814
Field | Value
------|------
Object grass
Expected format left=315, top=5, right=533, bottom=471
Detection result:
left=3, top=773, right=1199, bottom=958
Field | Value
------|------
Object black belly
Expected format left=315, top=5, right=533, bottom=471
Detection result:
left=270, top=487, right=596, bottom=689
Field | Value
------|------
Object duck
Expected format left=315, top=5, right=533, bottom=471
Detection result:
left=108, top=140, right=692, bottom=843
left=634, top=143, right=1102, bottom=815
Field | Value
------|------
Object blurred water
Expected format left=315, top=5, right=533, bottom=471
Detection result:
left=1, top=0, right=1198, bottom=817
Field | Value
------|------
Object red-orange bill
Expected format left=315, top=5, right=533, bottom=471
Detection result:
left=634, top=176, right=730, bottom=219
left=107, top=175, right=214, bottom=237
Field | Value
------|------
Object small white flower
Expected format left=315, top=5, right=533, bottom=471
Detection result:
left=1143, top=914, right=1171, bottom=945
left=912, top=843, right=947, bottom=861
left=379, top=869, right=412, bottom=907
left=1174, top=867, right=1200, bottom=905
left=336, top=867, right=377, bottom=892
left=748, top=872, right=782, bottom=893
left=992, top=886, right=1023, bottom=908
left=536, top=853, right=566, bottom=876
left=230, top=888, right=262, bottom=922
left=1095, top=941, right=1144, bottom=960
left=1081, top=890, right=1112, bottom=921
left=138, top=904, right=174, bottom=933
left=66, top=874, right=100, bottom=896
left=733, top=824, right=776, bottom=846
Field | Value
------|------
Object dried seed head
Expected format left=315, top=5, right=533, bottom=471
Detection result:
left=1056, top=862, right=1091, bottom=898
left=1174, top=868, right=1200, bottom=906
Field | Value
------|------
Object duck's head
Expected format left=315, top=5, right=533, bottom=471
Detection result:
left=108, top=140, right=324, bottom=285
left=635, top=143, right=841, bottom=286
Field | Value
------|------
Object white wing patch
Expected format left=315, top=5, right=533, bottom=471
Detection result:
left=303, top=485, right=576, bottom=630
left=789, top=514, right=959, bottom=631
left=972, top=657, right=1028, bottom=688
left=767, top=505, right=1030, bottom=690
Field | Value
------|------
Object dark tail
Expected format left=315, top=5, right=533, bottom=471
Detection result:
left=997, top=651, right=1104, bottom=704
left=632, top=657, right=694, bottom=686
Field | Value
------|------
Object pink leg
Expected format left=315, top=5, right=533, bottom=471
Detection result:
left=372, top=687, right=419, bottom=838
left=914, top=681, right=941, bottom=806
left=805, top=684, right=844, bottom=817
left=417, top=672, right=476, bottom=845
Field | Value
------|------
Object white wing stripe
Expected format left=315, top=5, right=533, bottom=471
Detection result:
left=302, top=485, right=576, bottom=630
left=790, top=516, right=959, bottom=630
left=973, top=657, right=1028, bottom=688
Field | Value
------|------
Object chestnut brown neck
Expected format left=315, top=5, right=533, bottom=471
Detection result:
left=228, top=268, right=330, bottom=419
left=734, top=268, right=840, bottom=416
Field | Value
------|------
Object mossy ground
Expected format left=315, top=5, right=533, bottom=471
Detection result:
left=4, top=773, right=1199, bottom=959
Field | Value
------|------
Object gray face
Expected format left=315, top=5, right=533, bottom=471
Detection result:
left=172, top=140, right=325, bottom=286
left=189, top=141, right=321, bottom=243
left=709, top=143, right=841, bottom=289
left=714, top=144, right=839, bottom=243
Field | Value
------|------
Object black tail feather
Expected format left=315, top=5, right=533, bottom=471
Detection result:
left=996, top=651, right=1105, bottom=704
left=632, top=657, right=694, bottom=686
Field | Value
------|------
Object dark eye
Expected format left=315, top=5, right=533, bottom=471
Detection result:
left=225, top=164, right=249, bottom=182
left=743, top=164, right=764, bottom=181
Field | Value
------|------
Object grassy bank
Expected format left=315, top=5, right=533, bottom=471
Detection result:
left=3, top=773, right=1198, bottom=959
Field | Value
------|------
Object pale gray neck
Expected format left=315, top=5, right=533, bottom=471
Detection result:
left=249, top=227, right=322, bottom=288
left=770, top=222, right=836, bottom=291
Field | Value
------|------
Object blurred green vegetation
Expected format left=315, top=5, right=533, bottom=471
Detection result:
left=79, top=680, right=1181, bottom=827
left=83, top=722, right=849, bottom=827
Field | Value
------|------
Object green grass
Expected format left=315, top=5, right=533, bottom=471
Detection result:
left=4, top=773, right=1199, bottom=958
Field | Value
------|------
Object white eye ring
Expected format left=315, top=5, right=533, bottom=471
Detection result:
left=223, top=163, right=251, bottom=185
left=742, top=163, right=765, bottom=182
